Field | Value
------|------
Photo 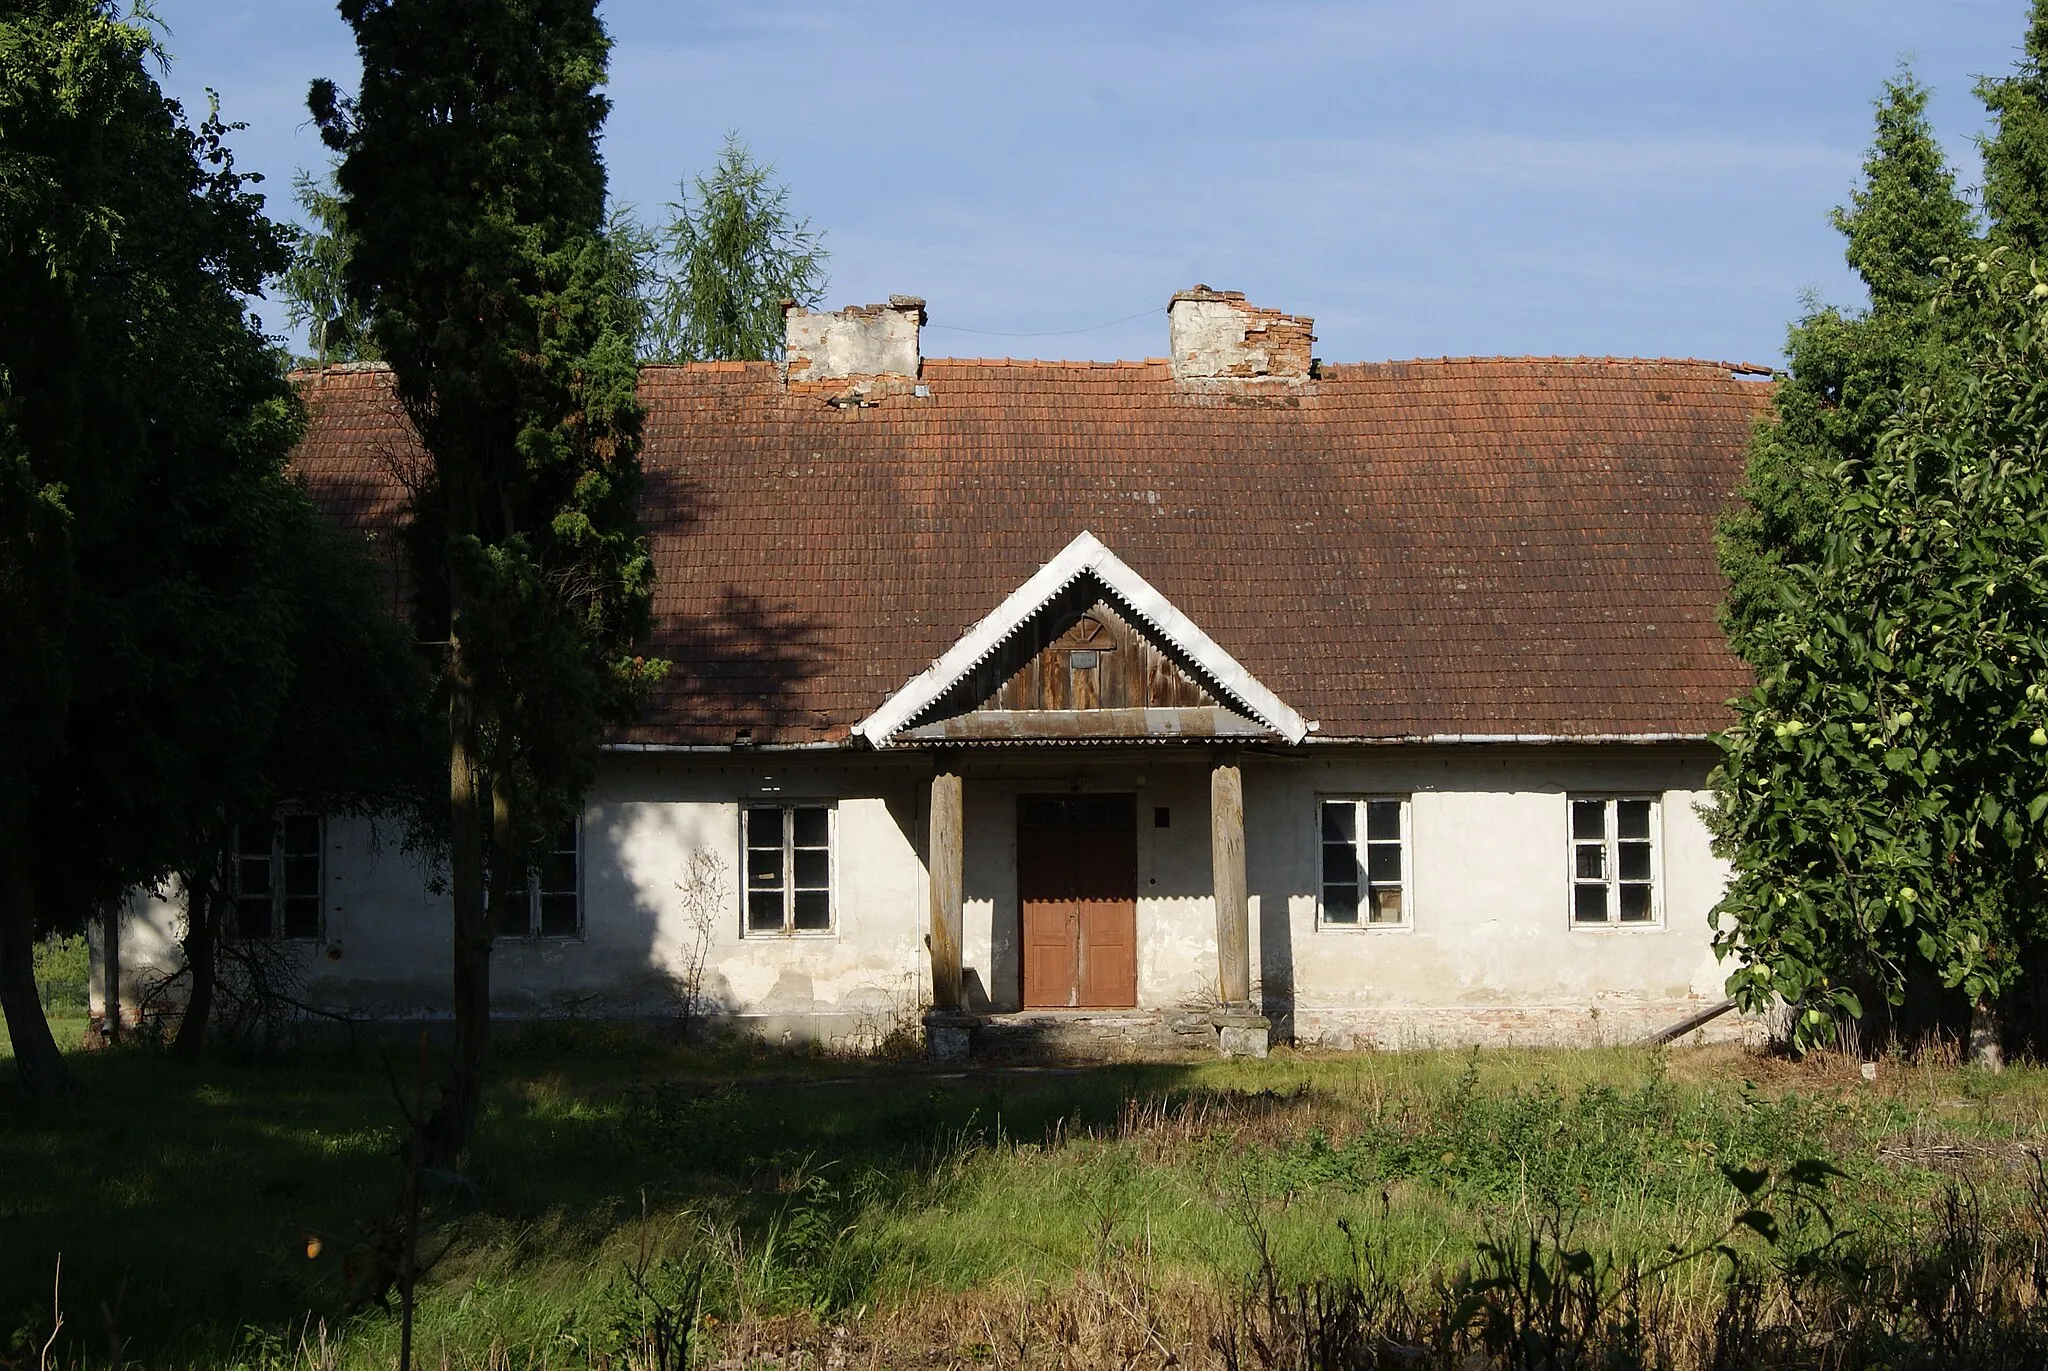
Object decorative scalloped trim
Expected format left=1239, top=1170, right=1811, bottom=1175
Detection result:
left=853, top=531, right=1308, bottom=747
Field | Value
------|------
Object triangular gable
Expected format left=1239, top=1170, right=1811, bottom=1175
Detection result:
left=854, top=531, right=1308, bottom=746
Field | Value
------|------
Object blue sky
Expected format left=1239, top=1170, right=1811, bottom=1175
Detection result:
left=150, top=1, right=2032, bottom=366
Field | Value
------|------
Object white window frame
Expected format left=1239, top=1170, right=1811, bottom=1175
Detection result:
left=1316, top=795, right=1413, bottom=931
left=1567, top=795, right=1662, bottom=929
left=493, top=819, right=584, bottom=941
left=741, top=802, right=838, bottom=938
left=230, top=814, right=324, bottom=942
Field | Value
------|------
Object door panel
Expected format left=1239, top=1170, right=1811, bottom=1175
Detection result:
left=1018, top=795, right=1137, bottom=1009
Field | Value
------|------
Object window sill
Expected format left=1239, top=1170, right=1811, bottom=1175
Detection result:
left=1315, top=920, right=1414, bottom=934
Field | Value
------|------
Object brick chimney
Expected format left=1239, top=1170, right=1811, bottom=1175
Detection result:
left=784, top=295, right=925, bottom=382
left=1167, top=287, right=1315, bottom=382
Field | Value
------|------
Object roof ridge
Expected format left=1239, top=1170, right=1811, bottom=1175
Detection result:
left=923, top=357, right=1170, bottom=369
left=288, top=360, right=393, bottom=379
left=1338, top=355, right=1776, bottom=375
left=640, top=359, right=778, bottom=373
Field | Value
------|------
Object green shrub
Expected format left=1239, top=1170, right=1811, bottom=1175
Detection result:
left=33, top=933, right=89, bottom=1011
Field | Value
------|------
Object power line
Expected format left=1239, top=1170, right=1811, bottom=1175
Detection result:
left=922, top=307, right=1157, bottom=339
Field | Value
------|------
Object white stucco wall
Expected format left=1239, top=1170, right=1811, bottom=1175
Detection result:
left=101, top=745, right=1746, bottom=1048
left=1241, top=749, right=1738, bottom=1047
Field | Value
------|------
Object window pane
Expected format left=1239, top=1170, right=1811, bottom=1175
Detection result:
left=792, top=890, right=831, bottom=931
left=282, top=897, right=320, bottom=940
left=793, top=806, right=829, bottom=847
left=1365, top=800, right=1402, bottom=842
left=235, top=897, right=272, bottom=939
left=747, top=890, right=785, bottom=932
left=747, top=807, right=785, bottom=847
left=236, top=824, right=271, bottom=860
left=239, top=855, right=272, bottom=899
left=1616, top=800, right=1652, bottom=841
left=1575, top=844, right=1606, bottom=880
left=1323, top=885, right=1359, bottom=924
left=283, top=854, right=319, bottom=900
left=1322, top=843, right=1358, bottom=884
left=283, top=815, right=321, bottom=856
left=1571, top=800, right=1606, bottom=840
left=1321, top=802, right=1355, bottom=842
left=1618, top=841, right=1652, bottom=882
left=1574, top=885, right=1610, bottom=922
left=1366, top=842, right=1402, bottom=884
left=540, top=851, right=577, bottom=894
left=1370, top=888, right=1405, bottom=924
left=793, top=848, right=829, bottom=889
left=1619, top=885, right=1653, bottom=922
left=539, top=893, right=579, bottom=938
left=748, top=850, right=784, bottom=889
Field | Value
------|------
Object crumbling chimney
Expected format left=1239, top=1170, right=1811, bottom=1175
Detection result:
left=784, top=295, right=925, bottom=383
left=1167, top=286, right=1315, bottom=383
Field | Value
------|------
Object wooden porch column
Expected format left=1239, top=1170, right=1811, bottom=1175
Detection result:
left=928, top=769, right=964, bottom=1011
left=1210, top=759, right=1250, bottom=1008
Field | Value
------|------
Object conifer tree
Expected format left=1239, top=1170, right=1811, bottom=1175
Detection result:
left=1980, top=1, right=2048, bottom=259
left=312, top=0, right=659, bottom=1159
left=647, top=132, right=828, bottom=363
left=280, top=169, right=378, bottom=364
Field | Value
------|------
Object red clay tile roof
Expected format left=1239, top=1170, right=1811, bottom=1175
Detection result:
left=290, top=356, right=1774, bottom=747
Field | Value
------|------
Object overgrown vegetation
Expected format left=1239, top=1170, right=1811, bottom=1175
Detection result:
left=8, top=1034, right=2048, bottom=1368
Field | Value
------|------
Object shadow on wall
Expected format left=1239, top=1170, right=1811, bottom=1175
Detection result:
left=585, top=565, right=839, bottom=1024
left=1247, top=760, right=1304, bottom=1043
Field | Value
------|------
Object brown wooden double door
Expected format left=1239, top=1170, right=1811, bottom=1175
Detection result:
left=1018, top=794, right=1138, bottom=1009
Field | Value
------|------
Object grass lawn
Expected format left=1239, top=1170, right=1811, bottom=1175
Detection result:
left=6, top=1019, right=2048, bottom=1369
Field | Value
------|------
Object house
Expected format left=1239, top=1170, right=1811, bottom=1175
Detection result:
left=98, top=288, right=1777, bottom=1057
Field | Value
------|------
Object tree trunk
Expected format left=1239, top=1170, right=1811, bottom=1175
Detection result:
left=0, top=862, right=73, bottom=1095
left=490, top=775, right=523, bottom=939
left=426, top=480, right=489, bottom=1169
left=1971, top=999, right=2005, bottom=1073
left=102, top=893, right=120, bottom=1043
left=172, top=846, right=226, bottom=1060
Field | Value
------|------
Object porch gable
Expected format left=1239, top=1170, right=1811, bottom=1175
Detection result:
left=854, top=531, right=1308, bottom=747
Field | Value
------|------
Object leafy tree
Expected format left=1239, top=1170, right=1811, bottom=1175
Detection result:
left=647, top=132, right=827, bottom=362
left=1708, top=60, right=2048, bottom=1061
left=279, top=168, right=379, bottom=364
left=1710, top=252, right=2048, bottom=1057
left=0, top=2, right=318, bottom=1093
left=312, top=0, right=660, bottom=1160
